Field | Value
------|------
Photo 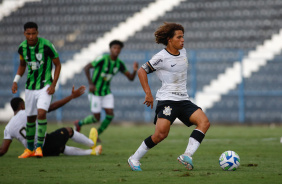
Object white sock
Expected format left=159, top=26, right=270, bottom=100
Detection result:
left=184, top=137, right=200, bottom=157
left=131, top=141, right=150, bottom=161
left=63, top=146, right=92, bottom=155
left=71, top=130, right=94, bottom=147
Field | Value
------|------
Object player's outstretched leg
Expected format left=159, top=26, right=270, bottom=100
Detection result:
left=74, top=115, right=98, bottom=132
left=97, top=114, right=113, bottom=135
left=178, top=109, right=210, bottom=170
left=177, top=154, right=194, bottom=170
left=128, top=156, right=142, bottom=171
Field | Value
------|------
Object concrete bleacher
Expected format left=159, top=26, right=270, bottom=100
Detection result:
left=126, top=0, right=282, bottom=50
left=0, top=0, right=282, bottom=123
left=0, top=0, right=155, bottom=52
left=206, top=52, right=282, bottom=123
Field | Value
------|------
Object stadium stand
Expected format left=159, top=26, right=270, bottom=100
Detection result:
left=205, top=53, right=282, bottom=123
left=0, top=0, right=282, bottom=123
left=0, top=0, right=156, bottom=120
left=0, top=0, right=155, bottom=52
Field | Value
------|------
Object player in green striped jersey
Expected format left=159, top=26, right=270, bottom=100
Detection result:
left=11, top=22, right=61, bottom=158
left=74, top=40, right=138, bottom=138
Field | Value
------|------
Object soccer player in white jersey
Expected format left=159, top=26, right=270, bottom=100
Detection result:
left=128, top=22, right=210, bottom=171
left=0, top=86, right=102, bottom=157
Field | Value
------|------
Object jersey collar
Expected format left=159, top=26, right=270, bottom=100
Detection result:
left=164, top=48, right=180, bottom=56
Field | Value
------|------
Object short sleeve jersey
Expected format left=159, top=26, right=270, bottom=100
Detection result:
left=18, top=37, right=59, bottom=90
left=3, top=110, right=38, bottom=148
left=91, top=54, right=128, bottom=96
left=147, top=48, right=189, bottom=101
left=4, top=110, right=28, bottom=147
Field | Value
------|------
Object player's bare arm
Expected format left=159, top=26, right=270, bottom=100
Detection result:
left=84, top=63, right=96, bottom=92
left=47, top=57, right=61, bottom=95
left=0, top=139, right=12, bottom=156
left=12, top=56, right=26, bottom=94
left=124, top=61, right=138, bottom=81
left=48, top=85, right=86, bottom=112
left=138, top=67, right=154, bottom=109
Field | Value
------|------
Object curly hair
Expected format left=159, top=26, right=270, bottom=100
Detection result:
left=154, top=22, right=184, bottom=46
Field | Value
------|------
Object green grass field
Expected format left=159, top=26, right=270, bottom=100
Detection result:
left=0, top=123, right=282, bottom=184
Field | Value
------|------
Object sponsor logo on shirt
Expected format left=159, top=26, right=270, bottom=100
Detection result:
left=27, top=61, right=42, bottom=70
left=153, top=59, right=163, bottom=66
left=101, top=73, right=113, bottom=81
left=171, top=92, right=187, bottom=96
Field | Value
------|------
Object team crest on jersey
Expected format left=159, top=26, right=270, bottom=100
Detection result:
left=163, top=106, right=172, bottom=116
left=36, top=53, right=42, bottom=61
left=113, top=67, right=118, bottom=73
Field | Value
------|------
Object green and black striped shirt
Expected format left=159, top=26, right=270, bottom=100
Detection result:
left=18, top=37, right=59, bottom=90
left=91, top=54, right=128, bottom=96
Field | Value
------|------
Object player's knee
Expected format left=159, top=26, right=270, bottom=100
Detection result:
left=160, top=133, right=168, bottom=141
left=199, top=118, right=210, bottom=132
left=94, top=113, right=101, bottom=121
left=37, top=110, right=47, bottom=119
left=65, top=127, right=74, bottom=137
left=106, top=112, right=114, bottom=116
left=155, top=132, right=168, bottom=142
left=104, top=108, right=114, bottom=116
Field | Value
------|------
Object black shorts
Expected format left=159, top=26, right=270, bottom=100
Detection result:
left=154, top=100, right=201, bottom=127
left=42, top=128, right=69, bottom=156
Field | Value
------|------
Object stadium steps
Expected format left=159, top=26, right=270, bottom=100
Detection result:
left=205, top=52, right=282, bottom=123
left=195, top=29, right=282, bottom=112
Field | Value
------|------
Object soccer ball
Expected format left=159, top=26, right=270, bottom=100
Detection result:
left=219, top=150, right=240, bottom=171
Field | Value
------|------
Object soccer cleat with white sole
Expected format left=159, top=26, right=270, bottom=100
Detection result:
left=177, top=154, right=194, bottom=170
left=91, top=145, right=102, bottom=155
left=128, top=156, right=142, bottom=171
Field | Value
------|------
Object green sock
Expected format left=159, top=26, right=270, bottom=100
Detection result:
left=98, top=115, right=114, bottom=135
left=26, top=122, right=36, bottom=151
left=78, top=115, right=98, bottom=127
left=37, top=119, right=47, bottom=148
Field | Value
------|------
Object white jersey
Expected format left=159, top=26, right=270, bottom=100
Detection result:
left=148, top=48, right=189, bottom=101
left=3, top=110, right=37, bottom=147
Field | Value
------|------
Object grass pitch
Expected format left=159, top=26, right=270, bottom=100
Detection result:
left=0, top=123, right=282, bottom=184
